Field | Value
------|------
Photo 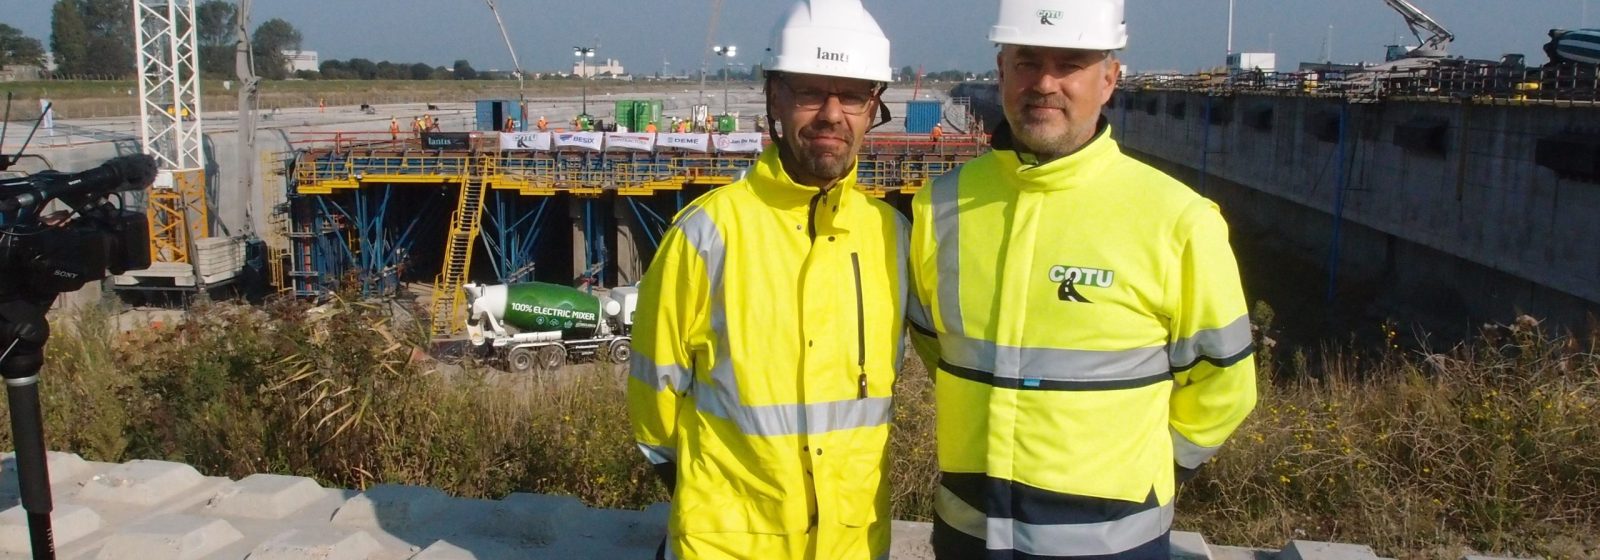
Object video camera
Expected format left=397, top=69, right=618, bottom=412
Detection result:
left=0, top=154, right=156, bottom=375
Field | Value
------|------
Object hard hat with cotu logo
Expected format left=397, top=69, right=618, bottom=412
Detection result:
left=990, top=0, right=1128, bottom=51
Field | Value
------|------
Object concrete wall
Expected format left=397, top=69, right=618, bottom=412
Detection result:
left=1109, top=93, right=1600, bottom=330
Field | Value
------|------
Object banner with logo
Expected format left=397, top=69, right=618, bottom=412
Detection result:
left=714, top=133, right=765, bottom=153
left=422, top=132, right=473, bottom=150
left=554, top=131, right=605, bottom=151
left=500, top=131, right=552, bottom=151
left=605, top=132, right=657, bottom=152
left=656, top=133, right=711, bottom=153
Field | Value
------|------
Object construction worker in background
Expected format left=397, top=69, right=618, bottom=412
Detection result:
left=929, top=122, right=944, bottom=142
left=627, top=0, right=903, bottom=558
left=503, top=116, right=516, bottom=132
left=412, top=116, right=425, bottom=138
left=428, top=116, right=441, bottom=133
left=644, top=121, right=658, bottom=134
left=907, top=1, right=1257, bottom=558
left=537, top=115, right=548, bottom=132
left=390, top=117, right=400, bottom=141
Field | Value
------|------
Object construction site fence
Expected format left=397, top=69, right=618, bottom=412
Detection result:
left=1121, top=63, right=1600, bottom=104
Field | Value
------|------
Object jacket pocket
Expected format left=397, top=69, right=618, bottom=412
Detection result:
left=673, top=452, right=804, bottom=536
left=831, top=436, right=890, bottom=528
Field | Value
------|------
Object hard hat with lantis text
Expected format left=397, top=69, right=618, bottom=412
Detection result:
left=764, top=0, right=893, bottom=83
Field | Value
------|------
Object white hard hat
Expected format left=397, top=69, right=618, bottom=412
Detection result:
left=764, top=0, right=893, bottom=83
left=990, top=0, right=1128, bottom=51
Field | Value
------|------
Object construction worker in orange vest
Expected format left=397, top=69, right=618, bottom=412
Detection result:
left=390, top=117, right=400, bottom=140
left=645, top=121, right=658, bottom=134
left=504, top=116, right=516, bottom=132
left=413, top=116, right=425, bottom=138
left=930, top=122, right=944, bottom=142
left=537, top=115, right=548, bottom=131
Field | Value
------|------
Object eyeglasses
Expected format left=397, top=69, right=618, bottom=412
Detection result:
left=774, top=75, right=879, bottom=115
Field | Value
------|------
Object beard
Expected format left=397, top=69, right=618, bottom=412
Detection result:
left=1005, top=94, right=1093, bottom=160
left=783, top=125, right=857, bottom=184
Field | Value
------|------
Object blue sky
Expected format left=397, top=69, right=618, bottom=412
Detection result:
left=2, top=1, right=1590, bottom=75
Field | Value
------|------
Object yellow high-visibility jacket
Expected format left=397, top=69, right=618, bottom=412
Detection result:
left=908, top=122, right=1257, bottom=559
left=629, top=145, right=908, bottom=560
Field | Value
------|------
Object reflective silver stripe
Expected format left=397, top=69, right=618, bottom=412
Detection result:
left=930, top=170, right=964, bottom=336
left=628, top=353, right=692, bottom=393
left=1171, top=428, right=1220, bottom=469
left=636, top=442, right=677, bottom=465
left=894, top=212, right=913, bottom=370
left=699, top=357, right=894, bottom=436
left=936, top=486, right=988, bottom=539
left=1168, top=315, right=1253, bottom=369
left=679, top=203, right=894, bottom=437
left=986, top=504, right=1174, bottom=557
left=941, top=332, right=1170, bottom=383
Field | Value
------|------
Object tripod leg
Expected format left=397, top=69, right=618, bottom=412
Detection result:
left=6, top=381, right=55, bottom=560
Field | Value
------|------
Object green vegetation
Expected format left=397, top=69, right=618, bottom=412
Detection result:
left=3, top=298, right=1596, bottom=559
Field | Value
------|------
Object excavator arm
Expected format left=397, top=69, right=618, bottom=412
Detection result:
left=1382, top=0, right=1454, bottom=56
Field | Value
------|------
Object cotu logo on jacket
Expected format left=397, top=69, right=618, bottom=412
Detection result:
left=1049, top=265, right=1114, bottom=303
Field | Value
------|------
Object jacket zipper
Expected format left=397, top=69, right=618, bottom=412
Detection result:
left=807, top=190, right=826, bottom=241
left=851, top=252, right=867, bottom=399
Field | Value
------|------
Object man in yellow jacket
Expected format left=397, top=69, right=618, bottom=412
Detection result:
left=627, top=1, right=905, bottom=558
left=908, top=1, right=1258, bottom=558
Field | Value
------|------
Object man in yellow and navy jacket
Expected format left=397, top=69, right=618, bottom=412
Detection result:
left=907, top=1, right=1258, bottom=558
left=627, top=1, right=907, bottom=558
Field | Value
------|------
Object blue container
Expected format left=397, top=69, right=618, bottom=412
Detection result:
left=476, top=99, right=527, bottom=131
left=905, top=100, right=943, bottom=134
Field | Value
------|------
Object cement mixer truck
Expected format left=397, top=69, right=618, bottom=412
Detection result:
left=463, top=281, right=638, bottom=374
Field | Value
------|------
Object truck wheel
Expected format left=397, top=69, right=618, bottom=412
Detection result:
left=537, top=345, right=567, bottom=372
left=507, top=347, right=536, bottom=375
left=608, top=339, right=632, bottom=363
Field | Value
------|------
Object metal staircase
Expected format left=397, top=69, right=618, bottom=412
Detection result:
left=429, top=156, right=493, bottom=336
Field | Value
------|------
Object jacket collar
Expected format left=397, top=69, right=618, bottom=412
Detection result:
left=990, top=117, right=1118, bottom=193
left=746, top=145, right=861, bottom=232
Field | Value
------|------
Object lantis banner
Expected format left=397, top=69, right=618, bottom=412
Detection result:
left=714, top=133, right=765, bottom=153
left=500, top=132, right=553, bottom=151
left=554, top=132, right=605, bottom=151
left=656, top=133, right=711, bottom=153
left=605, top=132, right=657, bottom=152
left=422, top=132, right=473, bottom=150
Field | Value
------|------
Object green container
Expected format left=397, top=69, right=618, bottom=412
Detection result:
left=640, top=100, right=665, bottom=132
left=501, top=282, right=604, bottom=338
left=716, top=114, right=736, bottom=133
left=613, top=100, right=638, bottom=132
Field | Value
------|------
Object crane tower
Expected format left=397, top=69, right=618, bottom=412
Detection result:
left=130, top=0, right=211, bottom=289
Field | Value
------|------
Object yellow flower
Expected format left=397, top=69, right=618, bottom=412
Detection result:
left=1279, top=475, right=1291, bottom=484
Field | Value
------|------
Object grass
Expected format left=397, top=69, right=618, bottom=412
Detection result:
left=2, top=297, right=1596, bottom=559
left=0, top=79, right=748, bottom=120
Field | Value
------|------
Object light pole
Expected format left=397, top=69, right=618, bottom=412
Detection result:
left=713, top=45, right=737, bottom=116
left=574, top=45, right=596, bottom=119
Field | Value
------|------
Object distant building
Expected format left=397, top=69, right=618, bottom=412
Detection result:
left=282, top=50, right=319, bottom=73
left=573, top=58, right=624, bottom=78
left=1227, top=52, right=1276, bottom=74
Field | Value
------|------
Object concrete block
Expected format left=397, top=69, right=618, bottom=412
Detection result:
left=1279, top=540, right=1381, bottom=560
left=1171, top=531, right=1214, bottom=560
left=585, top=507, right=664, bottom=549
left=471, top=493, right=586, bottom=543
left=890, top=520, right=934, bottom=560
left=77, top=460, right=204, bottom=506
left=1211, top=545, right=1277, bottom=560
left=412, top=538, right=523, bottom=560
left=93, top=514, right=242, bottom=560
left=245, top=527, right=383, bottom=560
left=0, top=451, right=95, bottom=491
left=0, top=504, right=103, bottom=552
left=204, top=473, right=327, bottom=519
left=330, top=484, right=448, bottom=530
